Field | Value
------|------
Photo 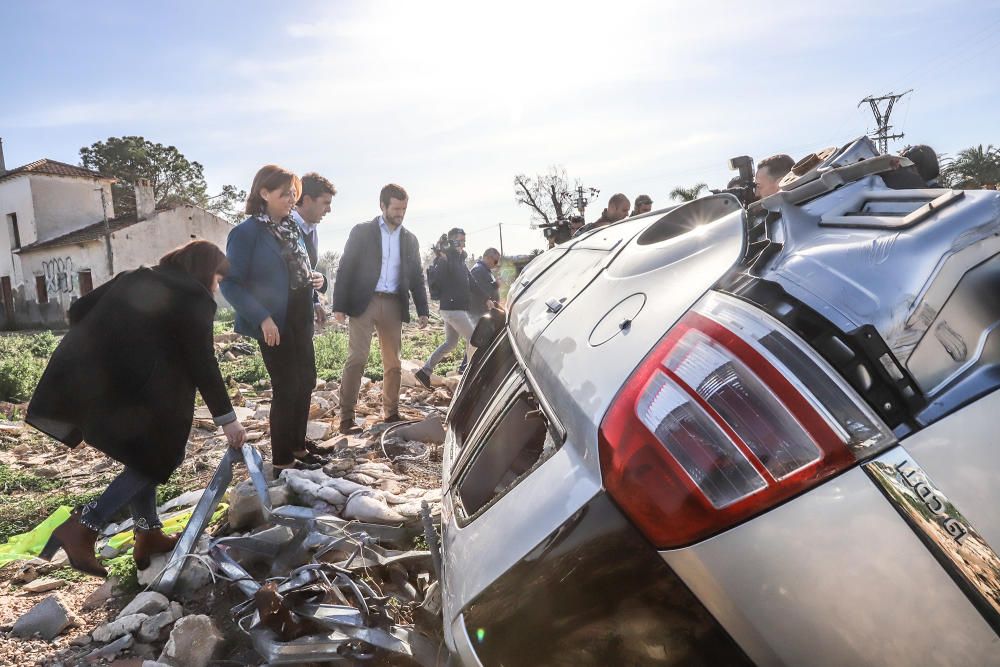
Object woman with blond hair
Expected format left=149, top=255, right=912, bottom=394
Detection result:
left=221, top=165, right=328, bottom=472
left=28, top=240, right=246, bottom=577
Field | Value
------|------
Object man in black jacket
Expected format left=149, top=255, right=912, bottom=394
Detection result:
left=469, top=247, right=501, bottom=318
left=416, top=228, right=476, bottom=388
left=333, top=184, right=429, bottom=433
left=292, top=172, right=336, bottom=324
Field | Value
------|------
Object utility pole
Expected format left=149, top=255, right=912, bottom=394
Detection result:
left=498, top=223, right=505, bottom=259
left=97, top=185, right=114, bottom=276
left=858, top=90, right=913, bottom=154
left=571, top=185, right=600, bottom=219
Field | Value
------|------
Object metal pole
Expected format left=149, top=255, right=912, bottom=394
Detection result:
left=97, top=185, right=113, bottom=276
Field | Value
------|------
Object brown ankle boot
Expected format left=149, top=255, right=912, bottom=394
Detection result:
left=40, top=510, right=107, bottom=578
left=133, top=528, right=179, bottom=570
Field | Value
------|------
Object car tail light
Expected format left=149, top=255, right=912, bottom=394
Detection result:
left=599, top=291, right=895, bottom=548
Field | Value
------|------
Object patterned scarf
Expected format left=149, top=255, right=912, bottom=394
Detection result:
left=259, top=213, right=312, bottom=291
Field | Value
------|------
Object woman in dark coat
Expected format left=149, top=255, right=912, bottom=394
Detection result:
left=220, top=165, right=328, bottom=472
left=27, top=241, right=246, bottom=577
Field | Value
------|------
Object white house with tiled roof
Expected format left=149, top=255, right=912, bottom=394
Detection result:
left=0, top=139, right=233, bottom=329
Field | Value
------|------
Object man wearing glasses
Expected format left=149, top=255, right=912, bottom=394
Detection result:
left=415, top=228, right=477, bottom=388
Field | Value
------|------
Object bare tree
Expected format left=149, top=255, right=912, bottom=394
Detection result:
left=513, top=166, right=578, bottom=225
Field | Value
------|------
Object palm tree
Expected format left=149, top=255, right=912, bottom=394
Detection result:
left=941, top=144, right=1000, bottom=187
left=669, top=183, right=708, bottom=202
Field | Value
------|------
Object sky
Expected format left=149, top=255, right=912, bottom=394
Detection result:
left=2, top=0, right=999, bottom=257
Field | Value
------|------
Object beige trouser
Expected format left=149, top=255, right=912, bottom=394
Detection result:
left=339, top=294, right=403, bottom=419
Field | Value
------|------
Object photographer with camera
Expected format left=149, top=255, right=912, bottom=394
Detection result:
left=416, top=228, right=477, bottom=388
left=754, top=154, right=795, bottom=198
left=540, top=215, right=584, bottom=248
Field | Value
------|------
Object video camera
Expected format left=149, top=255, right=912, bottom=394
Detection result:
left=538, top=214, right=584, bottom=246
left=433, top=228, right=466, bottom=256
left=710, top=155, right=758, bottom=207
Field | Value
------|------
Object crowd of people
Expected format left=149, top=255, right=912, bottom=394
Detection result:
left=24, top=165, right=504, bottom=575
left=23, top=141, right=945, bottom=578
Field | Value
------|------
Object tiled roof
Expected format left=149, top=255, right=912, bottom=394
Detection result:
left=0, top=159, right=112, bottom=184
left=15, top=205, right=176, bottom=253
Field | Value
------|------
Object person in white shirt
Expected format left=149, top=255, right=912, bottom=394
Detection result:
left=332, top=184, right=429, bottom=433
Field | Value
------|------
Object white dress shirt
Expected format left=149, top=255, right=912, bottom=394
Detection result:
left=375, top=216, right=402, bottom=293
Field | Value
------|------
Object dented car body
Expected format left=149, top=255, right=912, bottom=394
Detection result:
left=440, top=137, right=1000, bottom=666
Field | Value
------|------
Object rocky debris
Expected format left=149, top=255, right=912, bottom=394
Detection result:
left=85, top=632, right=133, bottom=663
left=158, top=614, right=222, bottom=667
left=118, top=591, right=170, bottom=619
left=227, top=477, right=292, bottom=530
left=20, top=576, right=65, bottom=593
left=92, top=613, right=148, bottom=643
left=11, top=596, right=72, bottom=640
left=137, top=610, right=178, bottom=643
left=306, top=420, right=332, bottom=440
left=81, top=581, right=114, bottom=611
left=0, top=352, right=453, bottom=665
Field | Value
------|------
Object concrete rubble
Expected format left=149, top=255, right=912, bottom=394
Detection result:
left=3, top=353, right=451, bottom=665
left=10, top=596, right=73, bottom=640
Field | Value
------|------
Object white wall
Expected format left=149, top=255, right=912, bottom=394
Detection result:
left=17, top=240, right=110, bottom=311
left=30, top=175, right=114, bottom=241
left=7, top=205, right=234, bottom=328
left=0, top=176, right=37, bottom=288
left=110, top=205, right=233, bottom=270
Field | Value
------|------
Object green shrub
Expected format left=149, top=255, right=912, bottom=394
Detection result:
left=27, top=331, right=58, bottom=358
left=0, top=335, right=49, bottom=402
left=219, top=353, right=268, bottom=384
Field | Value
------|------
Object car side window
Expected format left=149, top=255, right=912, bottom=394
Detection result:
left=454, top=382, right=561, bottom=522
left=448, top=334, right=517, bottom=448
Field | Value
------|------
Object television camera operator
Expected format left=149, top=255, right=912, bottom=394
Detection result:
left=539, top=214, right=584, bottom=248
left=416, top=228, right=478, bottom=388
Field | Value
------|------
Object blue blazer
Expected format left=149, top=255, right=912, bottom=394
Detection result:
left=220, top=216, right=297, bottom=340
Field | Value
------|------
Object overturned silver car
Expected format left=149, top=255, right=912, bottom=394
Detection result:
left=440, top=137, right=1000, bottom=666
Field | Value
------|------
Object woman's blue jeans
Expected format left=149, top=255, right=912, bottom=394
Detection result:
left=79, top=466, right=161, bottom=531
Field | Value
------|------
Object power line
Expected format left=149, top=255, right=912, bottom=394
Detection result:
left=858, top=90, right=913, bottom=154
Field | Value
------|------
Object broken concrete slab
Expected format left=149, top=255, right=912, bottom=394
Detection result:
left=20, top=576, right=65, bottom=593
left=228, top=478, right=292, bottom=530
left=118, top=591, right=170, bottom=619
left=92, top=613, right=148, bottom=643
left=81, top=580, right=114, bottom=611
left=137, top=610, right=176, bottom=643
left=85, top=633, right=133, bottom=663
left=306, top=420, right=333, bottom=440
left=158, top=615, right=223, bottom=667
left=11, top=596, right=72, bottom=640
left=388, top=413, right=445, bottom=444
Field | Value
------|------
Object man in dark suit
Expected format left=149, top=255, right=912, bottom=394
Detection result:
left=291, top=172, right=336, bottom=324
left=333, top=184, right=429, bottom=433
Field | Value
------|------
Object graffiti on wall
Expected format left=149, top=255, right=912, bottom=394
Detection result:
left=42, top=257, right=76, bottom=296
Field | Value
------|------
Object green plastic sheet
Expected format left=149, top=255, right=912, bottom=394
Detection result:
left=0, top=505, right=72, bottom=566
left=0, top=503, right=228, bottom=567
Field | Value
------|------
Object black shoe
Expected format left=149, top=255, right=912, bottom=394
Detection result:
left=384, top=413, right=405, bottom=424
left=338, top=419, right=363, bottom=435
left=415, top=369, right=432, bottom=389
left=305, top=439, right=336, bottom=455
left=295, top=451, right=329, bottom=467
left=274, top=459, right=323, bottom=472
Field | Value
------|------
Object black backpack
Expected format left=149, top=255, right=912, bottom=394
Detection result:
left=426, top=263, right=442, bottom=301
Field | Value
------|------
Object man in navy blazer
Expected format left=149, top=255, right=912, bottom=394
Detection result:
left=333, top=184, right=429, bottom=433
left=291, top=172, right=336, bottom=324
